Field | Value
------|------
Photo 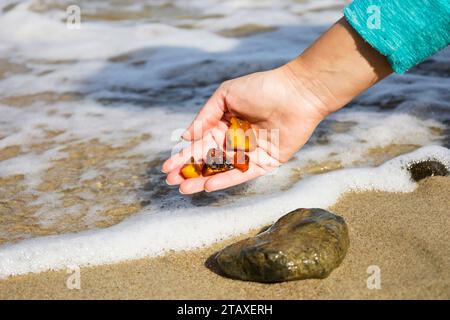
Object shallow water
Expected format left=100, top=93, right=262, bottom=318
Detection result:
left=0, top=0, right=449, bottom=277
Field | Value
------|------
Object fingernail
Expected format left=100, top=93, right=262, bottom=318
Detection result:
left=165, top=179, right=174, bottom=186
left=179, top=188, right=186, bottom=194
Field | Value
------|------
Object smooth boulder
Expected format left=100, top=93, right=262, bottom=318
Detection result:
left=215, top=208, right=349, bottom=283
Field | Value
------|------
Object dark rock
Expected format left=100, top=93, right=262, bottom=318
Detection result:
left=408, top=160, right=448, bottom=182
left=215, top=208, right=349, bottom=283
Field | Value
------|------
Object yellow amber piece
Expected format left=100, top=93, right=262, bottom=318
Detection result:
left=226, top=117, right=256, bottom=151
left=180, top=157, right=202, bottom=179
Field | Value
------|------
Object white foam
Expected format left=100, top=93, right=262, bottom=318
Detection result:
left=0, top=145, right=448, bottom=278
left=0, top=3, right=237, bottom=61
left=0, top=98, right=443, bottom=218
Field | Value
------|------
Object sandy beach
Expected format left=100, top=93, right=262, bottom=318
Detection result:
left=1, top=0, right=449, bottom=301
left=1, top=176, right=448, bottom=300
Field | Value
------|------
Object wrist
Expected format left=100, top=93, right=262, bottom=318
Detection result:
left=280, top=18, right=392, bottom=117
left=280, top=58, right=342, bottom=119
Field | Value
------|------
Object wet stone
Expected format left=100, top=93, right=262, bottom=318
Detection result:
left=215, top=208, right=350, bottom=283
left=408, top=160, right=448, bottom=182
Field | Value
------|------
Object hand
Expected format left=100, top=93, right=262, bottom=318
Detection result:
left=161, top=65, right=329, bottom=194
left=162, top=18, right=392, bottom=194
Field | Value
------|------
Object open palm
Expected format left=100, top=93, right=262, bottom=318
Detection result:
left=162, top=66, right=328, bottom=194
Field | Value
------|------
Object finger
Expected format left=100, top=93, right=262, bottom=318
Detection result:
left=204, top=163, right=266, bottom=192
left=251, top=124, right=281, bottom=161
left=247, top=147, right=281, bottom=171
left=179, top=176, right=210, bottom=194
left=221, top=111, right=234, bottom=123
left=209, top=120, right=228, bottom=148
left=182, top=84, right=228, bottom=141
left=162, top=133, right=216, bottom=173
left=166, top=165, right=185, bottom=185
left=165, top=125, right=226, bottom=187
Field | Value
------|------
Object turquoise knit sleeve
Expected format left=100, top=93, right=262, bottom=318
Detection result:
left=344, top=0, right=450, bottom=73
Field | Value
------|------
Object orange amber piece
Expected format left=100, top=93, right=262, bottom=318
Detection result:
left=226, top=117, right=256, bottom=152
left=180, top=148, right=250, bottom=179
left=233, top=152, right=250, bottom=172
left=202, top=148, right=233, bottom=176
left=180, top=157, right=203, bottom=179
left=202, top=165, right=229, bottom=176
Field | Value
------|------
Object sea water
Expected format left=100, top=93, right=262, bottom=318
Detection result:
left=0, top=0, right=449, bottom=278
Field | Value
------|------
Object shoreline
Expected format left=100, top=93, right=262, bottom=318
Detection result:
left=1, top=176, right=449, bottom=299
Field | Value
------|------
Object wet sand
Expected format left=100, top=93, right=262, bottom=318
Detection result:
left=0, top=176, right=449, bottom=300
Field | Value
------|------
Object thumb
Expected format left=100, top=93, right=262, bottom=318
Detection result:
left=182, top=83, right=228, bottom=141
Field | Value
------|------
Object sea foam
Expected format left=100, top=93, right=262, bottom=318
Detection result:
left=0, top=145, right=448, bottom=279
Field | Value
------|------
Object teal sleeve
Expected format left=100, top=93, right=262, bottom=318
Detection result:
left=344, top=0, right=450, bottom=73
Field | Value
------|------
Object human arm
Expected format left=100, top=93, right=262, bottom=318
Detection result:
left=162, top=17, right=393, bottom=194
